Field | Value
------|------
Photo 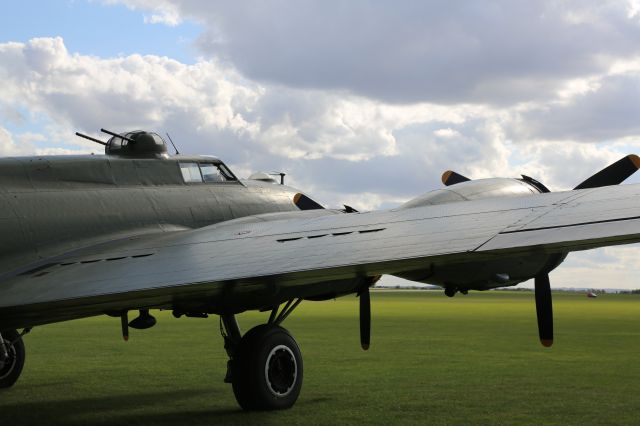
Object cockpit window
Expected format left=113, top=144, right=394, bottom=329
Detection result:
left=200, top=164, right=226, bottom=182
left=217, top=163, right=237, bottom=181
left=179, top=162, right=239, bottom=184
left=180, top=163, right=202, bottom=183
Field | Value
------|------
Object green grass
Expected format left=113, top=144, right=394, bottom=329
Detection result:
left=2, top=291, right=639, bottom=425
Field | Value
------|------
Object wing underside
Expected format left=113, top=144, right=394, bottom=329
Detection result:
left=2, top=183, right=640, bottom=329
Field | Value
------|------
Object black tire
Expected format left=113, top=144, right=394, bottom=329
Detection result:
left=231, top=324, right=303, bottom=411
left=0, top=329, right=25, bottom=389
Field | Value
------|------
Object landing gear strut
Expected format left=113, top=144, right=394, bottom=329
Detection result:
left=0, top=329, right=26, bottom=389
left=221, top=299, right=303, bottom=410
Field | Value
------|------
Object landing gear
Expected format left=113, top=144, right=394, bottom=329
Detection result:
left=444, top=286, right=456, bottom=297
left=0, top=329, right=25, bottom=389
left=221, top=299, right=304, bottom=411
left=444, top=286, right=469, bottom=297
left=232, top=324, right=302, bottom=410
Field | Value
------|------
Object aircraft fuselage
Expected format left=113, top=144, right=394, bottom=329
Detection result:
left=0, top=155, right=302, bottom=278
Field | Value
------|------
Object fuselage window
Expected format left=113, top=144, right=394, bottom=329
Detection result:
left=200, top=164, right=226, bottom=182
left=180, top=163, right=202, bottom=183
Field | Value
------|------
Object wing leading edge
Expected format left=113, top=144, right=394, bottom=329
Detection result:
left=1, top=183, right=640, bottom=329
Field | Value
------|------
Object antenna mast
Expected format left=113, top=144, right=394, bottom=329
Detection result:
left=166, top=133, right=180, bottom=155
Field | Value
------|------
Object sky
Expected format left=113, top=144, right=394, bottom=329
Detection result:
left=1, top=0, right=640, bottom=290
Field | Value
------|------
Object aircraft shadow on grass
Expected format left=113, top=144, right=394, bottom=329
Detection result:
left=0, top=387, right=332, bottom=425
left=1, top=388, right=217, bottom=424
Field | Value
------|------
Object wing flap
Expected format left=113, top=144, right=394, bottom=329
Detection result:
left=478, top=217, right=640, bottom=253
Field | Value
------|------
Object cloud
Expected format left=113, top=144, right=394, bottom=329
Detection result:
left=500, top=141, right=626, bottom=190
left=510, top=73, right=640, bottom=143
left=0, top=37, right=262, bottom=153
left=0, top=126, right=82, bottom=157
left=111, top=0, right=640, bottom=105
left=433, top=128, right=460, bottom=138
left=3, top=37, right=640, bottom=198
left=0, top=37, right=503, bottom=187
left=0, top=127, right=32, bottom=156
left=103, top=0, right=182, bottom=26
left=549, top=244, right=640, bottom=290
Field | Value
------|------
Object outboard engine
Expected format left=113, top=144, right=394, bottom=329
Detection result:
left=394, top=176, right=560, bottom=293
left=400, top=177, right=547, bottom=209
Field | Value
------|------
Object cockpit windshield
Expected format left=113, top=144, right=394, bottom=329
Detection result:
left=179, top=161, right=238, bottom=183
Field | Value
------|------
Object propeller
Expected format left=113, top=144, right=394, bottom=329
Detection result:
left=442, top=154, right=640, bottom=190
left=531, top=154, right=640, bottom=348
left=293, top=193, right=370, bottom=348
left=440, top=155, right=640, bottom=348
left=534, top=274, right=553, bottom=347
left=120, top=311, right=129, bottom=341
left=441, top=170, right=470, bottom=186
left=359, top=286, right=371, bottom=350
left=573, top=154, right=640, bottom=190
left=293, top=193, right=324, bottom=210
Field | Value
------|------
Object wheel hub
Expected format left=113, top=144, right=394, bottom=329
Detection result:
left=265, top=345, right=297, bottom=397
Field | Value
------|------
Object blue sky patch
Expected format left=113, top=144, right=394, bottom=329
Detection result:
left=0, top=0, right=202, bottom=63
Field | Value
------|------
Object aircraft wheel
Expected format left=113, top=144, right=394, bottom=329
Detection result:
left=0, top=330, right=25, bottom=389
left=231, top=324, right=303, bottom=410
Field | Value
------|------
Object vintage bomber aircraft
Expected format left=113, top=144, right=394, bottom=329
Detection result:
left=1, top=129, right=640, bottom=410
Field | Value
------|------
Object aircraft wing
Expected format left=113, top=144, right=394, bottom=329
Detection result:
left=2, top=183, right=640, bottom=329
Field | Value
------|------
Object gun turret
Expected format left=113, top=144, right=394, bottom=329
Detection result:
left=75, top=129, right=170, bottom=158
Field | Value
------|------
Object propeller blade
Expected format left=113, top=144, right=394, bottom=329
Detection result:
left=520, top=175, right=550, bottom=193
left=359, top=286, right=371, bottom=350
left=120, top=311, right=129, bottom=341
left=293, top=193, right=324, bottom=210
left=573, top=154, right=640, bottom=190
left=441, top=170, right=470, bottom=186
left=534, top=274, right=553, bottom=347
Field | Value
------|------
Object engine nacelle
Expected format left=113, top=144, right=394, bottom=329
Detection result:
left=400, top=177, right=545, bottom=209
left=394, top=177, right=562, bottom=291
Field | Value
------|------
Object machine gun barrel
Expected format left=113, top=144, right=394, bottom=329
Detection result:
left=75, top=132, right=107, bottom=146
left=100, top=128, right=135, bottom=143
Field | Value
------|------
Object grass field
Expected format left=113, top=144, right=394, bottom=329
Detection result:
left=1, top=290, right=639, bottom=425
